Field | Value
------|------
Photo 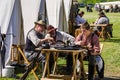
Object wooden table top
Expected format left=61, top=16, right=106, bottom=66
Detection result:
left=90, top=24, right=108, bottom=27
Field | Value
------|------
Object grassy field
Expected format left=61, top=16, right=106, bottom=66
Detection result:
left=1, top=8, right=120, bottom=80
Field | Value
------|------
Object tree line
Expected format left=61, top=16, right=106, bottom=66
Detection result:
left=78, top=0, right=118, bottom=4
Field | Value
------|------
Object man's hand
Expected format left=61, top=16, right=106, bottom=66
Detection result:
left=46, top=37, right=55, bottom=44
left=74, top=41, right=85, bottom=46
left=91, top=51, right=100, bottom=55
left=74, top=41, right=81, bottom=45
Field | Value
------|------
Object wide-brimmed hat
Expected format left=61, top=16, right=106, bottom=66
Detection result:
left=47, top=25, right=57, bottom=33
left=34, top=20, right=46, bottom=26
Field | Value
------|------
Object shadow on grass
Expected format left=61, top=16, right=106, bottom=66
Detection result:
left=100, top=38, right=120, bottom=43
left=102, top=76, right=120, bottom=80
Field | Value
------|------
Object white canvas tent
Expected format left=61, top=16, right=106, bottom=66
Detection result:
left=21, top=0, right=73, bottom=40
left=0, top=0, right=23, bottom=76
left=0, top=0, right=77, bottom=77
left=46, top=0, right=72, bottom=32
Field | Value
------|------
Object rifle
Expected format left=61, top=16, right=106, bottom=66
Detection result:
left=19, top=43, right=50, bottom=80
left=19, top=52, right=40, bottom=80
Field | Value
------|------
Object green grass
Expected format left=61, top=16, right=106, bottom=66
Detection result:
left=1, top=8, right=120, bottom=80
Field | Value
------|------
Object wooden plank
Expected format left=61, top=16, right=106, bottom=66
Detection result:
left=41, top=78, right=63, bottom=80
left=90, top=24, right=108, bottom=27
left=41, top=74, right=81, bottom=80
left=47, top=74, right=72, bottom=80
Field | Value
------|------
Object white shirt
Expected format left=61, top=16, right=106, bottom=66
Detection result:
left=27, top=29, right=44, bottom=46
left=45, top=31, right=75, bottom=44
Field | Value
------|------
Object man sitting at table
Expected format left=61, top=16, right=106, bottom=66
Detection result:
left=45, top=25, right=75, bottom=74
left=75, top=22, right=104, bottom=80
left=94, top=11, right=113, bottom=38
left=75, top=11, right=86, bottom=29
left=25, top=20, right=54, bottom=72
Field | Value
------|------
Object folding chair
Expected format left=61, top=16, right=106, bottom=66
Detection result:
left=75, top=28, right=82, bottom=38
left=11, top=44, right=41, bottom=80
left=100, top=43, right=103, bottom=53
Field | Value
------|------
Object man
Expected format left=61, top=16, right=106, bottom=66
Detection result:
left=25, top=20, right=54, bottom=71
left=75, top=22, right=104, bottom=80
left=45, top=25, right=75, bottom=74
left=94, top=11, right=113, bottom=38
left=46, top=25, right=75, bottom=44
left=75, top=11, right=86, bottom=29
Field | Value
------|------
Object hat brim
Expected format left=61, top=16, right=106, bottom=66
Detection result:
left=34, top=22, right=46, bottom=26
left=48, top=28, right=57, bottom=33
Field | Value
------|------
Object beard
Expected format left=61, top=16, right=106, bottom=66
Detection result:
left=51, top=34, right=56, bottom=37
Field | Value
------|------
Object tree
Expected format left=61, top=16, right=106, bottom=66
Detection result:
left=77, top=0, right=117, bottom=4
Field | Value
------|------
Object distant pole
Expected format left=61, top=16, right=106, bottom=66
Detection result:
left=44, top=0, right=46, bottom=24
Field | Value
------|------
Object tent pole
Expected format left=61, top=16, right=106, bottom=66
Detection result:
left=44, top=0, right=47, bottom=25
left=62, top=0, right=64, bottom=32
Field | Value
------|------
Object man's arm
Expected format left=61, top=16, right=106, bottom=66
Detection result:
left=28, top=30, right=54, bottom=46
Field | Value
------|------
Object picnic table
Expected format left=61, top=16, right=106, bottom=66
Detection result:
left=36, top=48, right=86, bottom=80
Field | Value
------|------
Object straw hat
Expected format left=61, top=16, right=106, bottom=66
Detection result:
left=34, top=20, right=46, bottom=26
left=47, top=25, right=57, bottom=33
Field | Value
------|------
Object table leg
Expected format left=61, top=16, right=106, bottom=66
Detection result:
left=42, top=51, right=50, bottom=78
left=53, top=52, right=58, bottom=74
left=79, top=52, right=86, bottom=79
left=72, top=53, right=78, bottom=80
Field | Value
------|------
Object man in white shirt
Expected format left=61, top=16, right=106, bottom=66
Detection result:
left=25, top=20, right=54, bottom=72
left=45, top=25, right=75, bottom=74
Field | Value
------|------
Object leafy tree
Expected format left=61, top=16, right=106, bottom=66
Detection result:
left=77, top=0, right=118, bottom=4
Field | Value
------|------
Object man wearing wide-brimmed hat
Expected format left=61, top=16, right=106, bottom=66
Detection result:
left=25, top=20, right=54, bottom=71
left=46, top=25, right=75, bottom=43
left=45, top=25, right=75, bottom=74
